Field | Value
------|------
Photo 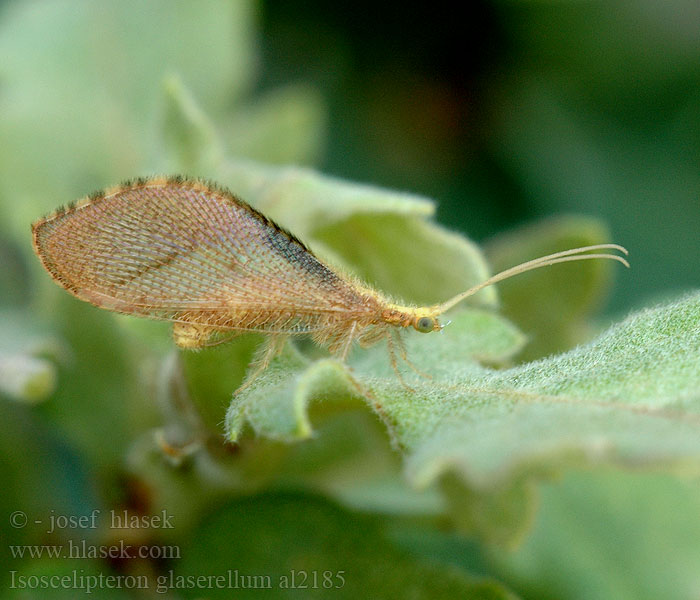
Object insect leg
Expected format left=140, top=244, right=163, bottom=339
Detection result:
left=391, top=329, right=433, bottom=380
left=335, top=321, right=358, bottom=362
left=386, top=331, right=415, bottom=392
left=236, top=335, right=288, bottom=394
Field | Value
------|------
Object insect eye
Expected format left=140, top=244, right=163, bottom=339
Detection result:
left=415, top=316, right=434, bottom=333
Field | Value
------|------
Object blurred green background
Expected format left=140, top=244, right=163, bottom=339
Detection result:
left=260, top=0, right=700, bottom=312
left=1, top=1, right=699, bottom=599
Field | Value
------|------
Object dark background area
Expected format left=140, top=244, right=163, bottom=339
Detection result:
left=260, top=0, right=700, bottom=311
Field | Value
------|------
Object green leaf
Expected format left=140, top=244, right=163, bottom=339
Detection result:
left=220, top=158, right=435, bottom=234
left=174, top=492, right=520, bottom=599
left=484, top=215, right=623, bottom=360
left=226, top=345, right=361, bottom=443
left=224, top=84, right=328, bottom=166
left=161, top=74, right=225, bottom=173
left=316, top=214, right=498, bottom=308
left=160, top=70, right=328, bottom=178
left=377, top=292, right=700, bottom=488
left=492, top=469, right=700, bottom=600
left=226, top=309, right=524, bottom=443
left=227, top=293, right=700, bottom=543
left=161, top=77, right=328, bottom=175
left=179, top=336, right=262, bottom=433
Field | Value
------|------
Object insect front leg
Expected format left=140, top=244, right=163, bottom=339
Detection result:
left=385, top=330, right=415, bottom=392
left=391, top=328, right=432, bottom=380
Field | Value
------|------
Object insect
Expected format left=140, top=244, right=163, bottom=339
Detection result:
left=32, top=176, right=629, bottom=390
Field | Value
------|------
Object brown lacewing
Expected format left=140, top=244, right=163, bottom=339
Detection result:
left=31, top=176, right=629, bottom=389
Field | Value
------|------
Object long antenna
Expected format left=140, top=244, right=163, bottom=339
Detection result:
left=432, top=244, right=629, bottom=315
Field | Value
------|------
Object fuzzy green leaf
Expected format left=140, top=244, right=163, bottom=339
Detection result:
left=226, top=309, right=525, bottom=443
left=399, top=292, right=700, bottom=490
left=161, top=74, right=225, bottom=173
left=493, top=469, right=700, bottom=600
left=161, top=76, right=328, bottom=176
left=227, top=293, right=700, bottom=542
